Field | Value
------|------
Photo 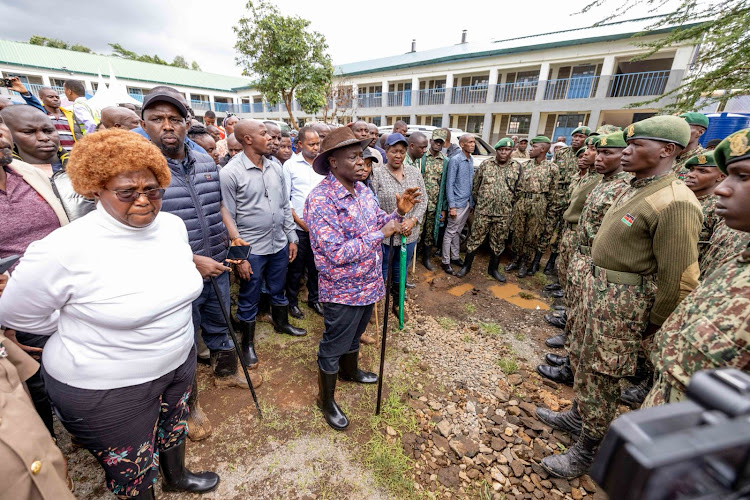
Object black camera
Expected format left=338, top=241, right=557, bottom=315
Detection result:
left=2, top=77, right=13, bottom=88
left=592, top=368, right=750, bottom=500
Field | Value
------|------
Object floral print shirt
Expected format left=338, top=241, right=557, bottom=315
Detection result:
left=304, top=173, right=400, bottom=306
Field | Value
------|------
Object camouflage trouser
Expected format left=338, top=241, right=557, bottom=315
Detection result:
left=556, top=223, right=577, bottom=291
left=564, top=249, right=593, bottom=372
left=422, top=209, right=438, bottom=248
left=511, top=193, right=548, bottom=261
left=466, top=214, right=510, bottom=255
left=641, top=370, right=686, bottom=409
left=548, top=214, right=564, bottom=254
left=574, top=268, right=656, bottom=439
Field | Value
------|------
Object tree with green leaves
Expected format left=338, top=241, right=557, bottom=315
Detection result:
left=29, top=35, right=91, bottom=53
left=108, top=43, right=201, bottom=71
left=584, top=0, right=749, bottom=112
left=233, top=0, right=333, bottom=128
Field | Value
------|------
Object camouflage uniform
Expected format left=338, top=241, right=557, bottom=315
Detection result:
left=511, top=149, right=529, bottom=160
left=700, top=220, right=748, bottom=279
left=643, top=242, right=750, bottom=407
left=548, top=146, right=578, bottom=254
left=419, top=150, right=448, bottom=247
left=696, top=193, right=720, bottom=271
left=466, top=158, right=522, bottom=254
left=673, top=145, right=705, bottom=180
left=510, top=159, right=560, bottom=261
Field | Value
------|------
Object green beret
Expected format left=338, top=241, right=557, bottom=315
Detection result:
left=585, top=136, right=601, bottom=148
left=713, top=128, right=750, bottom=174
left=571, top=126, right=592, bottom=137
left=432, top=129, right=448, bottom=141
left=596, top=124, right=622, bottom=135
left=531, top=136, right=551, bottom=144
left=623, top=115, right=691, bottom=148
left=680, top=112, right=709, bottom=129
left=494, top=138, right=514, bottom=149
left=685, top=152, right=717, bottom=169
left=596, top=132, right=627, bottom=149
left=576, top=147, right=587, bottom=157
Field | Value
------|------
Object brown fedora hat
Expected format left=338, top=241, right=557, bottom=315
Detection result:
left=312, top=126, right=372, bottom=176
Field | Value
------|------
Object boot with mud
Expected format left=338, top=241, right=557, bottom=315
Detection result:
left=186, top=376, right=212, bottom=441
left=360, top=328, right=377, bottom=345
left=338, top=351, right=378, bottom=383
left=237, top=319, right=259, bottom=368
left=455, top=251, right=475, bottom=278
left=421, top=245, right=434, bottom=271
left=543, top=252, right=558, bottom=275
left=212, top=350, right=263, bottom=389
left=317, top=367, right=348, bottom=430
left=271, top=304, right=307, bottom=336
left=528, top=251, right=543, bottom=275
left=517, top=260, right=529, bottom=278
left=257, top=292, right=272, bottom=323
left=536, top=400, right=583, bottom=437
left=505, top=256, right=520, bottom=272
left=541, top=430, right=601, bottom=479
left=544, top=310, right=567, bottom=329
left=487, top=253, right=506, bottom=282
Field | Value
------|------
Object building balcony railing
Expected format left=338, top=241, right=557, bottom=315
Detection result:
left=607, top=70, right=671, bottom=98
left=492, top=82, right=538, bottom=102
left=451, top=85, right=488, bottom=105
left=24, top=83, right=64, bottom=98
left=190, top=100, right=211, bottom=111
left=544, top=75, right=601, bottom=100
left=385, top=90, right=412, bottom=107
left=418, top=88, right=446, bottom=106
left=214, top=101, right=240, bottom=113
left=128, top=92, right=144, bottom=103
left=267, top=103, right=280, bottom=112
left=358, top=92, right=382, bottom=108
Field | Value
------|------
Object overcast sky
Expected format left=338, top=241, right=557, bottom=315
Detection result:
left=0, top=0, right=676, bottom=77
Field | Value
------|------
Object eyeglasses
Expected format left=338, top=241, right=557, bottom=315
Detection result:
left=108, top=188, right=165, bottom=203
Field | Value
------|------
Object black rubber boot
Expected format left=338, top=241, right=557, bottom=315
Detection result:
left=455, top=251, right=475, bottom=278
left=544, top=311, right=567, bottom=329
left=541, top=430, right=601, bottom=479
left=338, top=351, right=378, bottom=383
left=536, top=400, right=583, bottom=437
left=546, top=333, right=567, bottom=348
left=186, top=375, right=212, bottom=441
left=488, top=253, right=506, bottom=282
left=536, top=363, right=574, bottom=386
left=210, top=349, right=236, bottom=377
left=160, top=440, right=220, bottom=493
left=271, top=305, right=307, bottom=337
left=620, top=377, right=654, bottom=408
left=528, top=251, right=543, bottom=275
left=317, top=367, right=349, bottom=430
left=545, top=353, right=569, bottom=366
left=421, top=245, right=434, bottom=271
left=517, top=260, right=529, bottom=278
left=544, top=252, right=558, bottom=276
left=505, top=256, right=520, bottom=272
left=238, top=320, right=259, bottom=367
left=134, top=486, right=156, bottom=499
left=258, top=292, right=272, bottom=322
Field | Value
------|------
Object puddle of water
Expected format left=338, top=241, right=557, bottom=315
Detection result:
left=489, top=284, right=550, bottom=310
left=448, top=283, right=474, bottom=296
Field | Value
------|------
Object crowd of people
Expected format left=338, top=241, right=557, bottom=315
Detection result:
left=0, top=78, right=748, bottom=499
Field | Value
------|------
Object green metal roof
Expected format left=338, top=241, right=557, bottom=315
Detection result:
left=0, top=40, right=253, bottom=92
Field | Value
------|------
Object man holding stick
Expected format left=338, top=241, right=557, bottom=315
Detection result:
left=304, top=127, right=421, bottom=431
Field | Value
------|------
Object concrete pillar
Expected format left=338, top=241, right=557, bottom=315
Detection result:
left=535, top=63, right=550, bottom=102
left=595, top=55, right=617, bottom=98
left=411, top=76, right=420, bottom=109
left=481, top=112, right=492, bottom=142
left=208, top=94, right=215, bottom=112
left=588, top=108, right=602, bottom=130
left=445, top=72, right=454, bottom=105
left=486, top=68, right=498, bottom=104
left=442, top=112, right=450, bottom=128
left=664, top=45, right=693, bottom=94
left=41, top=74, right=51, bottom=86
left=528, top=111, right=543, bottom=137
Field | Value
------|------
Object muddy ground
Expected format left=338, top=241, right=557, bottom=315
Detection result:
left=60, top=250, right=604, bottom=500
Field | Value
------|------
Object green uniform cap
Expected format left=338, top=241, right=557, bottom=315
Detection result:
left=494, top=137, right=514, bottom=149
left=596, top=131, right=627, bottom=149
left=680, top=112, right=709, bottom=129
left=685, top=151, right=718, bottom=169
left=596, top=124, right=622, bottom=135
left=576, top=146, right=587, bottom=157
left=432, top=129, right=448, bottom=141
left=585, top=136, right=601, bottom=148
left=571, top=126, right=592, bottom=137
left=530, top=136, right=551, bottom=144
left=623, top=115, right=691, bottom=148
left=713, top=128, right=750, bottom=174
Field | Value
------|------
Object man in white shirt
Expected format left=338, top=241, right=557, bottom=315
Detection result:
left=63, top=80, right=98, bottom=134
left=283, top=126, right=325, bottom=318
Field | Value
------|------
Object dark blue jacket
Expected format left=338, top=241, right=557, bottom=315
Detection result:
left=161, top=146, right=228, bottom=262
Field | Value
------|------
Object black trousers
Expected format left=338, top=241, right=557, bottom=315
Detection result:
left=285, top=229, right=319, bottom=307
left=15, top=332, right=53, bottom=437
left=318, top=302, right=374, bottom=373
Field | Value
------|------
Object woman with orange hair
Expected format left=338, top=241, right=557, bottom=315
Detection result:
left=0, top=129, right=220, bottom=499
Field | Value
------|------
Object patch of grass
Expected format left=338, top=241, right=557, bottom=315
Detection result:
left=436, top=316, right=457, bottom=330
left=480, top=322, right=503, bottom=336
left=364, top=434, right=416, bottom=498
left=530, top=273, right=550, bottom=287
left=464, top=303, right=476, bottom=314
left=514, top=331, right=526, bottom=341
left=496, top=357, right=519, bottom=375
left=468, top=480, right=495, bottom=500
left=557, top=442, right=568, bottom=452
left=518, top=291, right=535, bottom=300
left=462, top=334, right=473, bottom=343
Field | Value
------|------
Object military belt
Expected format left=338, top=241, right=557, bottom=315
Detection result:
left=593, top=265, right=643, bottom=286
left=521, top=192, right=544, bottom=199
left=578, top=245, right=591, bottom=256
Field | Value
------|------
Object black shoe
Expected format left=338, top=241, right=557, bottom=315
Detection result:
left=517, top=261, right=528, bottom=278
left=308, top=301, right=324, bottom=316
left=455, top=251, right=475, bottom=278
left=317, top=368, right=349, bottom=430
left=546, top=333, right=567, bottom=348
left=544, top=282, right=562, bottom=291
left=505, top=257, right=520, bottom=272
left=451, top=258, right=464, bottom=267
left=210, top=349, right=236, bottom=378
left=541, top=431, right=601, bottom=479
left=550, top=289, right=564, bottom=298
left=405, top=281, right=416, bottom=289
left=271, top=305, right=307, bottom=336
left=442, top=263, right=456, bottom=275
left=160, top=441, right=220, bottom=493
left=488, top=253, right=506, bottom=282
left=544, top=312, right=567, bottom=329
left=528, top=251, right=542, bottom=275
left=289, top=304, right=305, bottom=319
left=544, top=252, right=558, bottom=276
left=238, top=320, right=258, bottom=367
left=545, top=353, right=569, bottom=366
left=620, top=378, right=654, bottom=408
left=338, top=351, right=378, bottom=384
left=536, top=400, right=582, bottom=437
left=421, top=245, right=434, bottom=271
left=551, top=304, right=566, bottom=312
left=536, top=364, right=574, bottom=386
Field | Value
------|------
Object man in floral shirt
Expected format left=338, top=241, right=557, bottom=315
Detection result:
left=304, top=127, right=420, bottom=431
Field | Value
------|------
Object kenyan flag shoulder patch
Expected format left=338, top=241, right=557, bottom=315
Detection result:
left=621, top=213, right=635, bottom=226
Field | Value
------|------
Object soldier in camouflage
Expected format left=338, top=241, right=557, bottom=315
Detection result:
left=506, top=136, right=560, bottom=278
left=643, top=128, right=750, bottom=408
left=511, top=137, right=529, bottom=159
left=456, top=138, right=522, bottom=281
left=419, top=129, right=449, bottom=271
left=539, top=116, right=702, bottom=479
left=673, top=112, right=709, bottom=179
left=682, top=152, right=726, bottom=274
left=700, top=219, right=747, bottom=278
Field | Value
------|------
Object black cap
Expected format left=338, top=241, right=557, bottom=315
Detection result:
left=141, top=91, right=188, bottom=119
